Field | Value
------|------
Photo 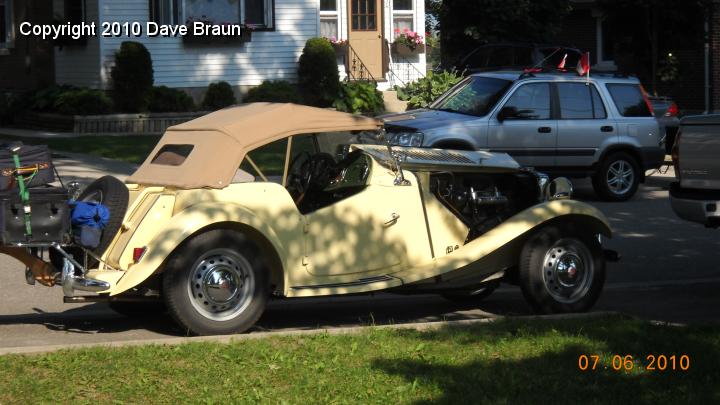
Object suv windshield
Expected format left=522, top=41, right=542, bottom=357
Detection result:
left=431, top=76, right=511, bottom=117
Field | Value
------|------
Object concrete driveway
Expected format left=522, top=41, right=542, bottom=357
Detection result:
left=0, top=162, right=718, bottom=351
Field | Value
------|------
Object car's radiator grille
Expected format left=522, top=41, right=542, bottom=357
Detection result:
left=356, top=145, right=483, bottom=169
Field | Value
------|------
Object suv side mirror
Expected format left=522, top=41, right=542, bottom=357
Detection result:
left=498, top=106, right=535, bottom=122
left=497, top=106, right=518, bottom=123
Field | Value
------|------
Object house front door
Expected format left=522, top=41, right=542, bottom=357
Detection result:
left=347, top=0, right=384, bottom=79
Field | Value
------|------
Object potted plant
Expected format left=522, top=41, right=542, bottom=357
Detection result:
left=392, top=28, right=425, bottom=56
left=327, top=37, right=348, bottom=56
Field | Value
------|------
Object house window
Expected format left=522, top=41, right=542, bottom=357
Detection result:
left=157, top=0, right=274, bottom=29
left=0, top=0, right=10, bottom=49
left=150, top=0, right=180, bottom=25
left=351, top=0, right=376, bottom=31
left=320, top=0, right=339, bottom=39
left=392, top=0, right=413, bottom=36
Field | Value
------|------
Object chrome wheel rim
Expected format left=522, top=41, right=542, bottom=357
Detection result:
left=187, top=249, right=255, bottom=321
left=542, top=238, right=594, bottom=304
left=606, top=160, right=634, bottom=195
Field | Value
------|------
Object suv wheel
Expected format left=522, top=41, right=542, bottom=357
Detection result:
left=163, top=230, right=268, bottom=335
left=592, top=152, right=640, bottom=201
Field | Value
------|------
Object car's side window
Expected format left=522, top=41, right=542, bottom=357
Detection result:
left=502, top=83, right=551, bottom=120
left=557, top=83, right=607, bottom=119
left=239, top=137, right=289, bottom=184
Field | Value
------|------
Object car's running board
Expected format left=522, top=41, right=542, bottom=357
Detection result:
left=604, top=249, right=620, bottom=262
left=290, top=274, right=399, bottom=290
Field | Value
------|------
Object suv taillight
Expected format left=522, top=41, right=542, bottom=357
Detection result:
left=671, top=129, right=681, bottom=179
left=640, top=85, right=655, bottom=116
left=665, top=102, right=679, bottom=117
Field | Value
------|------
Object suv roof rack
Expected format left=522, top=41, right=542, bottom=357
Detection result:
left=516, top=67, right=633, bottom=80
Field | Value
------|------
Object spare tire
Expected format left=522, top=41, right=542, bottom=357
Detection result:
left=78, top=176, right=129, bottom=261
left=50, top=176, right=129, bottom=269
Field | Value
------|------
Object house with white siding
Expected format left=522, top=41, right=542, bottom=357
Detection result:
left=51, top=0, right=426, bottom=99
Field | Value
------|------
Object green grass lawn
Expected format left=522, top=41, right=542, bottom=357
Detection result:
left=0, top=135, right=161, bottom=164
left=1, top=315, right=718, bottom=404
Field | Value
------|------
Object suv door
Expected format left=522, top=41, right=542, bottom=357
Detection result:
left=488, top=82, right=556, bottom=168
left=555, top=82, right=616, bottom=168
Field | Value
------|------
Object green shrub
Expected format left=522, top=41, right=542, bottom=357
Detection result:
left=111, top=41, right=154, bottom=112
left=148, top=86, right=195, bottom=112
left=28, top=85, right=77, bottom=112
left=201, top=81, right=236, bottom=110
left=298, top=38, right=340, bottom=107
left=333, top=81, right=384, bottom=115
left=396, top=70, right=463, bottom=109
left=53, top=88, right=113, bottom=115
left=243, top=80, right=301, bottom=104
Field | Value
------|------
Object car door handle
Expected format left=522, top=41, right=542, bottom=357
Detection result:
left=601, top=126, right=614, bottom=132
left=538, top=127, right=552, bottom=133
left=383, top=213, right=400, bottom=226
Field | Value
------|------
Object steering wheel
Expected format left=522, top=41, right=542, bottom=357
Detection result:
left=287, top=152, right=337, bottom=198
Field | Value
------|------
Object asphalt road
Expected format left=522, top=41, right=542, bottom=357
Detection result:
left=1, top=167, right=718, bottom=350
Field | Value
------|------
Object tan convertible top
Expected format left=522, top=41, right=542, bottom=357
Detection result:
left=126, top=103, right=382, bottom=189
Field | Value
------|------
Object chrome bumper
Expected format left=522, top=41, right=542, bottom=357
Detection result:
left=60, top=257, right=110, bottom=297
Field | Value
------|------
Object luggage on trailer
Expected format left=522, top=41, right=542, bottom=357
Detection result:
left=0, top=144, right=56, bottom=190
left=0, top=187, right=71, bottom=245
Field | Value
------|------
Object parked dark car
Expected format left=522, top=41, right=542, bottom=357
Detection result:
left=449, top=43, right=583, bottom=74
left=649, top=96, right=681, bottom=154
left=670, top=114, right=720, bottom=227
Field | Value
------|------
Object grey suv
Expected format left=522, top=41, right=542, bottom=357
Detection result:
left=383, top=72, right=665, bottom=201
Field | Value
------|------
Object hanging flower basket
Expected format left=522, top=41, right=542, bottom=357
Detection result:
left=332, top=42, right=348, bottom=57
left=393, top=42, right=425, bottom=57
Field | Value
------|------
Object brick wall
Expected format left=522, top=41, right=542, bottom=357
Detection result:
left=0, top=0, right=55, bottom=92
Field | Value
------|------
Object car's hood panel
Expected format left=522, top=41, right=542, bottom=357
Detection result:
left=353, top=144, right=520, bottom=173
left=382, top=109, right=479, bottom=131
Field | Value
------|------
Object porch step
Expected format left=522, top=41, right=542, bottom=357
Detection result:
left=382, top=90, right=408, bottom=113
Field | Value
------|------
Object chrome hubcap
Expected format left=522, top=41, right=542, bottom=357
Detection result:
left=188, top=250, right=254, bottom=321
left=542, top=239, right=594, bottom=304
left=606, top=160, right=634, bottom=195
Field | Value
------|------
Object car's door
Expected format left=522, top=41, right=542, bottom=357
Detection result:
left=555, top=82, right=617, bottom=167
left=303, top=168, right=431, bottom=278
left=488, top=82, right=557, bottom=168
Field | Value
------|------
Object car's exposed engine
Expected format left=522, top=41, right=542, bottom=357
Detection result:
left=430, top=172, right=540, bottom=242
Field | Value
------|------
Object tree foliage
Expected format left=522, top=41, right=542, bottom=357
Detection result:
left=436, top=0, right=572, bottom=65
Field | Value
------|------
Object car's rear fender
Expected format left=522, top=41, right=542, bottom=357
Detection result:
left=108, top=201, right=290, bottom=296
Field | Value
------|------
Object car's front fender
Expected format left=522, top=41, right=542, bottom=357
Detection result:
left=108, top=201, right=289, bottom=296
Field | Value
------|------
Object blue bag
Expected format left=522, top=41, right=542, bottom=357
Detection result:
left=70, top=201, right=110, bottom=248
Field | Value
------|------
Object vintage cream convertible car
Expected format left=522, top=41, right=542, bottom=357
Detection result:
left=15, top=103, right=615, bottom=335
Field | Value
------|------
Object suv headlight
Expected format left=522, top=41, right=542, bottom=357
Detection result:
left=390, top=132, right=424, bottom=147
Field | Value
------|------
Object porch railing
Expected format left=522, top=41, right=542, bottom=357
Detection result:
left=345, top=42, right=377, bottom=83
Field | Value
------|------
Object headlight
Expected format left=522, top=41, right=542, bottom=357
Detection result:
left=543, top=177, right=574, bottom=201
left=391, top=132, right=424, bottom=147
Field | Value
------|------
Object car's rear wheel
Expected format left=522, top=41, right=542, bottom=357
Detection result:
left=592, top=152, right=640, bottom=201
left=519, top=226, right=605, bottom=314
left=163, top=229, right=268, bottom=335
left=441, top=281, right=499, bottom=304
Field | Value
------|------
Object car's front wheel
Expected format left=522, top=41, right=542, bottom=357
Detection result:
left=163, top=230, right=268, bottom=335
left=592, top=152, right=640, bottom=201
left=519, top=226, right=605, bottom=314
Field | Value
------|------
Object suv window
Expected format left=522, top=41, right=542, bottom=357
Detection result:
left=502, top=83, right=551, bottom=120
left=606, top=84, right=652, bottom=117
left=558, top=83, right=607, bottom=119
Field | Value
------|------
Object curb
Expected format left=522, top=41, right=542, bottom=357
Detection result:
left=0, top=311, right=620, bottom=356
